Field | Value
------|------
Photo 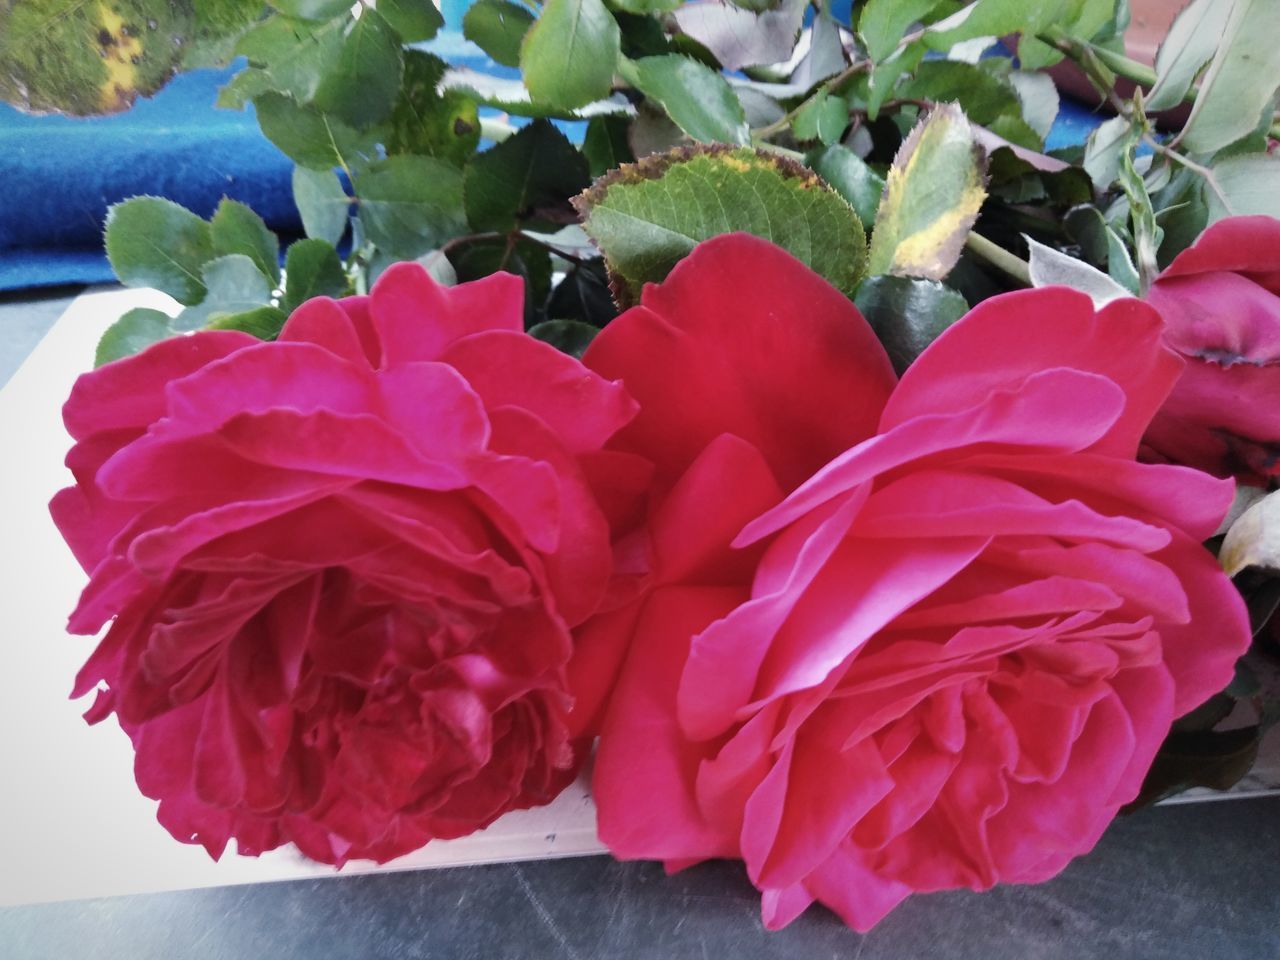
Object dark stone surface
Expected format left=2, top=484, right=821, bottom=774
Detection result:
left=2, top=797, right=1277, bottom=959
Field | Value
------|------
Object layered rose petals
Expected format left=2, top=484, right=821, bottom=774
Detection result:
left=1141, top=215, right=1280, bottom=485
left=582, top=234, right=1251, bottom=930
left=52, top=263, right=640, bottom=864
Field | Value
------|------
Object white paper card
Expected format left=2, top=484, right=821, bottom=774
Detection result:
left=0, top=288, right=1274, bottom=909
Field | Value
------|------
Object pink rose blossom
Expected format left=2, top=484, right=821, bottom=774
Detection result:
left=52, top=263, right=643, bottom=864
left=577, top=234, right=1251, bottom=930
left=1142, top=215, right=1280, bottom=486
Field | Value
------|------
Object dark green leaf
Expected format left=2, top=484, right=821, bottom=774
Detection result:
left=0, top=0, right=194, bottom=116
left=206, top=305, right=290, bottom=339
left=866, top=104, right=988, bottom=280
left=386, top=51, right=480, bottom=166
left=611, top=0, right=682, bottom=13
left=355, top=155, right=468, bottom=258
left=1128, top=724, right=1263, bottom=809
left=527, top=319, right=599, bottom=358
left=292, top=167, right=351, bottom=246
left=104, top=197, right=215, bottom=305
left=898, top=61, right=1029, bottom=136
left=94, top=308, right=174, bottom=367
left=253, top=92, right=377, bottom=169
left=809, top=144, right=884, bottom=227
left=854, top=275, right=967, bottom=375
left=520, top=0, right=621, bottom=110
left=378, top=0, right=444, bottom=42
left=463, top=0, right=535, bottom=67
left=628, top=55, right=749, bottom=145
left=576, top=145, right=867, bottom=304
left=282, top=239, right=348, bottom=314
left=312, top=10, right=403, bottom=129
left=210, top=199, right=280, bottom=283
left=583, top=115, right=636, bottom=177
left=464, top=120, right=592, bottom=232
left=546, top=261, right=619, bottom=328
left=174, top=254, right=275, bottom=330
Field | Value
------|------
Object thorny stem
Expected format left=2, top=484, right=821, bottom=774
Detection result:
left=1144, top=135, right=1234, bottom=215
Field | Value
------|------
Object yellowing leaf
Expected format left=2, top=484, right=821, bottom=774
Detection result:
left=866, top=103, right=988, bottom=280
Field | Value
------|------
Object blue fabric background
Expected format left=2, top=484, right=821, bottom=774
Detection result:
left=0, top=1, right=1104, bottom=292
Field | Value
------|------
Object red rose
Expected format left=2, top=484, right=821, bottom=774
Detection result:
left=52, top=263, right=641, bottom=864
left=1142, top=215, right=1280, bottom=486
left=577, top=235, right=1250, bottom=930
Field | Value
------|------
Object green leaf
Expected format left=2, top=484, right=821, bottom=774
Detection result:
left=791, top=12, right=846, bottom=89
left=386, top=51, right=481, bottom=166
left=1007, top=70, right=1059, bottom=141
left=925, top=0, right=1063, bottom=51
left=859, top=0, right=945, bottom=62
left=791, top=91, right=849, bottom=146
left=378, top=0, right=444, bottom=42
left=293, top=167, right=351, bottom=246
left=1105, top=227, right=1140, bottom=294
left=583, top=115, right=636, bottom=176
left=94, top=308, right=174, bottom=367
left=253, top=92, right=377, bottom=169
left=527, top=319, right=600, bottom=359
left=575, top=145, right=868, bottom=304
left=206, top=305, right=290, bottom=339
left=1222, top=490, right=1280, bottom=577
left=281, top=239, right=348, bottom=314
left=104, top=197, right=215, bottom=305
left=463, top=0, right=536, bottom=67
left=1145, top=0, right=1231, bottom=111
left=439, top=67, right=634, bottom=120
left=809, top=144, right=885, bottom=227
left=210, top=199, right=280, bottom=283
left=1025, top=235, right=1132, bottom=306
left=1179, top=0, right=1280, bottom=156
left=0, top=0, right=195, bottom=116
left=627, top=55, right=749, bottom=145
left=866, top=104, right=989, bottom=281
left=520, top=0, right=621, bottom=110
left=269, top=0, right=353, bottom=19
left=898, top=61, right=1033, bottom=144
left=236, top=16, right=346, bottom=103
left=311, top=10, right=404, bottom=129
left=670, top=0, right=806, bottom=72
left=1082, top=114, right=1130, bottom=190
left=464, top=120, right=592, bottom=232
left=1204, top=153, right=1280, bottom=225
left=355, top=155, right=468, bottom=258
left=854, top=275, right=967, bottom=375
left=175, top=254, right=275, bottom=330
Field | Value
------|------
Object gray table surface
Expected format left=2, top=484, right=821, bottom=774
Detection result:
left=2, top=289, right=1277, bottom=959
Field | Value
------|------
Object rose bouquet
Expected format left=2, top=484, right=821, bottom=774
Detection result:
left=6, top=0, right=1280, bottom=932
